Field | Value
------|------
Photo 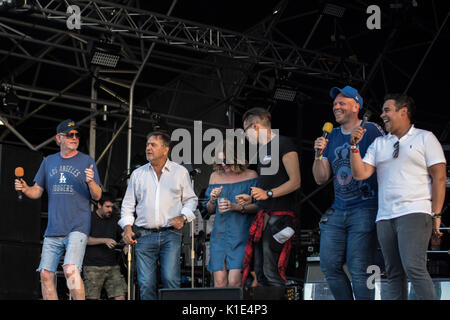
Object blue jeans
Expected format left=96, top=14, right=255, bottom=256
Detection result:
left=135, top=227, right=182, bottom=300
left=319, top=207, right=377, bottom=300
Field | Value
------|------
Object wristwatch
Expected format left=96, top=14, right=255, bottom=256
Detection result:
left=266, top=190, right=273, bottom=198
left=432, top=212, right=442, bottom=219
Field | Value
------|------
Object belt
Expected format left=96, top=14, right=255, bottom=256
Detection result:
left=142, top=226, right=175, bottom=232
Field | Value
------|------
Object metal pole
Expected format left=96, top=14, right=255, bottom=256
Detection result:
left=0, top=76, right=87, bottom=142
left=127, top=0, right=178, bottom=177
left=90, top=68, right=98, bottom=159
left=0, top=115, right=37, bottom=151
left=191, top=178, right=195, bottom=288
left=102, top=121, right=117, bottom=188
left=96, top=118, right=128, bottom=165
left=302, top=14, right=323, bottom=49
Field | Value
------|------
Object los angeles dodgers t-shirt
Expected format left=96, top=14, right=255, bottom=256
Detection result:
left=34, top=151, right=101, bottom=237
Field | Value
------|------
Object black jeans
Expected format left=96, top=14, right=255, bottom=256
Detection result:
left=253, top=215, right=290, bottom=287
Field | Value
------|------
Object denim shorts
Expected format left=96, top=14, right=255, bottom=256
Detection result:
left=37, top=231, right=88, bottom=273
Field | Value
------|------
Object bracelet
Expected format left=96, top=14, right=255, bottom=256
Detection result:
left=432, top=213, right=442, bottom=219
left=350, top=144, right=359, bottom=153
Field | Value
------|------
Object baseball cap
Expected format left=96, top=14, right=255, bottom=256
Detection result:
left=56, top=119, right=78, bottom=134
left=329, top=85, right=363, bottom=109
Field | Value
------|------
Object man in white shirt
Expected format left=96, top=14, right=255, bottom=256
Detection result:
left=349, top=94, right=447, bottom=300
left=119, top=131, right=198, bottom=300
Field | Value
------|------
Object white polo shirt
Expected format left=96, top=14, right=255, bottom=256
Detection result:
left=363, top=125, right=446, bottom=222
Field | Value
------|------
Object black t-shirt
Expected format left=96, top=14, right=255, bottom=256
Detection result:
left=83, top=211, right=123, bottom=267
left=256, top=135, right=298, bottom=211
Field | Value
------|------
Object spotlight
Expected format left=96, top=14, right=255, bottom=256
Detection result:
left=89, top=41, right=122, bottom=68
left=0, top=0, right=27, bottom=11
left=150, top=113, right=169, bottom=132
left=0, top=82, right=20, bottom=112
left=322, top=3, right=346, bottom=18
left=274, top=86, right=297, bottom=102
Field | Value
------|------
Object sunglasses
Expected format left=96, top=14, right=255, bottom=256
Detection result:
left=60, top=132, right=80, bottom=139
left=393, top=141, right=399, bottom=159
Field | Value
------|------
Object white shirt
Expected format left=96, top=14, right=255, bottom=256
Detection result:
left=119, top=159, right=198, bottom=229
left=363, top=125, right=446, bottom=222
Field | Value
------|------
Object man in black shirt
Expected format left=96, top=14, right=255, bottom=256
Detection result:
left=83, top=192, right=127, bottom=300
left=240, top=107, right=301, bottom=287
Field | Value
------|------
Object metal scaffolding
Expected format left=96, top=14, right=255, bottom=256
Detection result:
left=0, top=0, right=448, bottom=233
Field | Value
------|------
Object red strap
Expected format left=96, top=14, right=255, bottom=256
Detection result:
left=241, top=210, right=296, bottom=286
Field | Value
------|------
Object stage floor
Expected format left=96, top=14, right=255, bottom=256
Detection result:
left=304, top=278, right=450, bottom=300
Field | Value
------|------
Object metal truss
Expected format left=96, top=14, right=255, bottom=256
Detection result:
left=21, top=0, right=366, bottom=82
left=1, top=0, right=448, bottom=230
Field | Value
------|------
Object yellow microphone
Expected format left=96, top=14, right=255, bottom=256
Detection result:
left=315, top=122, right=334, bottom=159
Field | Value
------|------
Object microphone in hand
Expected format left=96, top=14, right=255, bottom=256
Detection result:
left=14, top=167, right=24, bottom=201
left=132, top=231, right=141, bottom=241
left=352, top=110, right=372, bottom=145
left=315, top=122, right=333, bottom=159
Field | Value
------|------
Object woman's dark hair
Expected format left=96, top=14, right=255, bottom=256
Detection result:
left=212, top=139, right=247, bottom=174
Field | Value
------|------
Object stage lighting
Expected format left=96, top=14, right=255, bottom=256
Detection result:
left=1, top=91, right=19, bottom=111
left=322, top=3, right=346, bottom=18
left=274, top=86, right=297, bottom=102
left=89, top=41, right=122, bottom=68
left=0, top=82, right=20, bottom=113
left=0, top=0, right=27, bottom=10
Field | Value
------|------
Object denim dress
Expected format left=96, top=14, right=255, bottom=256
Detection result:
left=203, top=178, right=258, bottom=272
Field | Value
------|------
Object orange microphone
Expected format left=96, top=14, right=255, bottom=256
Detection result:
left=15, top=167, right=24, bottom=200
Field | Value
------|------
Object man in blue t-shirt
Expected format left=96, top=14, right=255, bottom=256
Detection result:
left=15, top=119, right=102, bottom=300
left=312, top=86, right=384, bottom=300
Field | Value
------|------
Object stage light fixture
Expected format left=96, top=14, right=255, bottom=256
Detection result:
left=0, top=83, right=20, bottom=113
left=89, top=41, right=122, bottom=68
left=274, top=86, right=297, bottom=102
left=0, top=0, right=27, bottom=10
left=322, top=3, right=346, bottom=18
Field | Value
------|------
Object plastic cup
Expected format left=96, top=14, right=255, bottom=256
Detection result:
left=218, top=197, right=228, bottom=213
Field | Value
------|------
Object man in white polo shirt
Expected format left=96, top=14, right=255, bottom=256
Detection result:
left=349, top=94, right=446, bottom=300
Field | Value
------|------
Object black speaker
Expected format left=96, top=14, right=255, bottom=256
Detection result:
left=0, top=144, right=42, bottom=243
left=243, top=286, right=286, bottom=300
left=0, top=241, right=41, bottom=299
left=305, top=257, right=350, bottom=282
left=159, top=287, right=243, bottom=300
